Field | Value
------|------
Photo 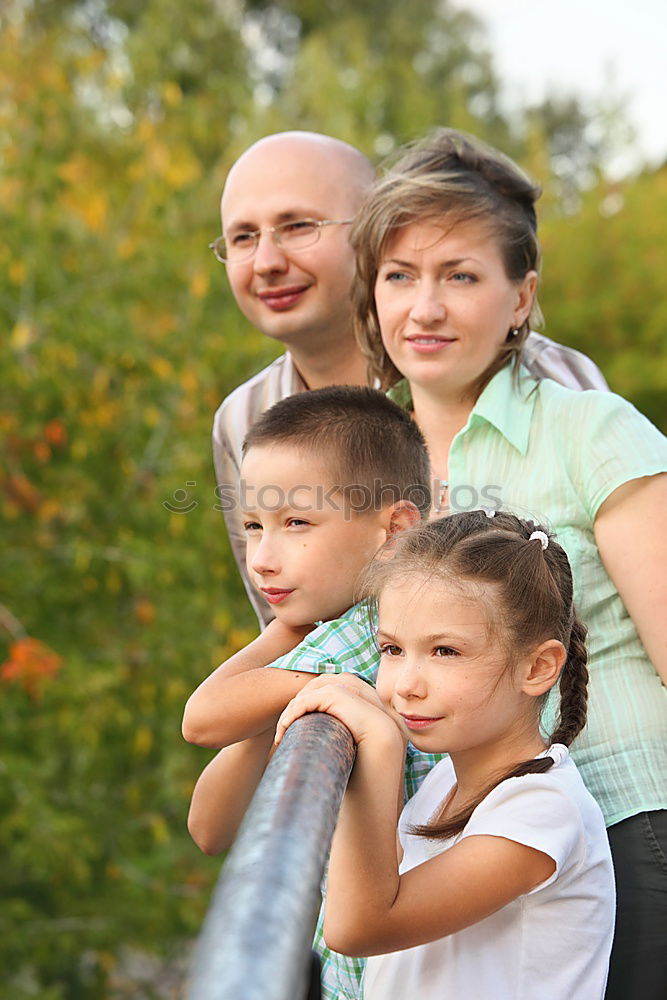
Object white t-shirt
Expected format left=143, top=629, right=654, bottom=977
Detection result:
left=363, top=745, right=615, bottom=1000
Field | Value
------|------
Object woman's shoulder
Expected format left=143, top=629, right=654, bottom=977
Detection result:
left=532, top=378, right=665, bottom=443
left=535, top=377, right=629, bottom=413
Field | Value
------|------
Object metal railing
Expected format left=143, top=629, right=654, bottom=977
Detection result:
left=187, top=713, right=356, bottom=1000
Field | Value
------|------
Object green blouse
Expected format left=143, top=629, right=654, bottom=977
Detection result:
left=393, top=364, right=667, bottom=826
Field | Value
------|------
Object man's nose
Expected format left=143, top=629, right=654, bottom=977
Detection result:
left=253, top=230, right=289, bottom=276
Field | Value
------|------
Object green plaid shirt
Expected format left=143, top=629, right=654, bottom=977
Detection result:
left=268, top=603, right=443, bottom=1000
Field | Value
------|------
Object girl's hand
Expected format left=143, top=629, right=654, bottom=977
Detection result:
left=274, top=673, right=403, bottom=749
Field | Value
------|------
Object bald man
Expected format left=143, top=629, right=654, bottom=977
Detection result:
left=211, top=131, right=608, bottom=627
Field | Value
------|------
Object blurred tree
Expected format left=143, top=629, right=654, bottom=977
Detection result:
left=239, top=0, right=512, bottom=155
left=539, top=163, right=667, bottom=430
left=0, top=3, right=259, bottom=995
left=523, top=93, right=635, bottom=211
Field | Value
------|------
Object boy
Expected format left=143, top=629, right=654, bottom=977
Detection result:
left=183, top=386, right=437, bottom=1000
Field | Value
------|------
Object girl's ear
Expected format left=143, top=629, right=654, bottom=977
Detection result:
left=521, top=639, right=566, bottom=698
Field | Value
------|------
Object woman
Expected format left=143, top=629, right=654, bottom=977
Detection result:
left=350, top=128, right=667, bottom=1000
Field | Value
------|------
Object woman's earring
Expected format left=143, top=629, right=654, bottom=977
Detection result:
left=508, top=327, right=519, bottom=339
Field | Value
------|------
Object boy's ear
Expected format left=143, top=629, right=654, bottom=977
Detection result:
left=521, top=640, right=566, bottom=698
left=386, top=500, right=421, bottom=537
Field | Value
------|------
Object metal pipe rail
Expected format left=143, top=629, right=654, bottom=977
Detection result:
left=187, top=713, right=356, bottom=1000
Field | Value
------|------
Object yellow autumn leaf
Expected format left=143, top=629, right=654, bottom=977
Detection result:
left=125, top=784, right=141, bottom=810
left=144, top=405, right=161, bottom=427
left=189, top=271, right=209, bottom=299
left=128, top=159, right=146, bottom=182
left=74, top=546, right=91, bottom=571
left=93, top=369, right=110, bottom=396
left=162, top=81, right=182, bottom=106
left=134, top=599, right=156, bottom=625
left=116, top=236, right=137, bottom=259
left=213, top=610, right=231, bottom=632
left=213, top=643, right=234, bottom=664
left=80, top=191, right=109, bottom=233
left=59, top=188, right=109, bottom=234
left=46, top=343, right=78, bottom=368
left=58, top=155, right=90, bottom=185
left=169, top=514, right=186, bottom=537
left=180, top=369, right=198, bottom=393
left=3, top=501, right=19, bottom=520
left=148, top=814, right=170, bottom=844
left=150, top=357, right=173, bottom=379
left=105, top=67, right=126, bottom=91
left=165, top=154, right=201, bottom=190
left=229, top=627, right=258, bottom=649
left=11, top=321, right=33, bottom=349
left=148, top=142, right=169, bottom=175
left=41, top=62, right=69, bottom=93
left=150, top=312, right=178, bottom=335
left=139, top=682, right=157, bottom=703
left=137, top=118, right=155, bottom=143
left=8, top=259, right=25, bottom=285
left=94, top=401, right=119, bottom=428
left=165, top=677, right=187, bottom=700
left=0, top=177, right=22, bottom=203
left=133, top=726, right=153, bottom=756
left=37, top=500, right=62, bottom=522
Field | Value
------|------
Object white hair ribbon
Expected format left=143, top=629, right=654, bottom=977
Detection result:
left=529, top=530, right=549, bottom=550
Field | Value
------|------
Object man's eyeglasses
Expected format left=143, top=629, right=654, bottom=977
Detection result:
left=208, top=218, right=353, bottom=264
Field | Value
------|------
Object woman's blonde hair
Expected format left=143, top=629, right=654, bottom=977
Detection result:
left=351, top=128, right=543, bottom=393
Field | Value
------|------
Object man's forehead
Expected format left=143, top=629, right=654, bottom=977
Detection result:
left=221, top=134, right=373, bottom=225
left=223, top=154, right=340, bottom=217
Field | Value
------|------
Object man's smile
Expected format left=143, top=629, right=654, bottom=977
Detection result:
left=257, top=284, right=311, bottom=310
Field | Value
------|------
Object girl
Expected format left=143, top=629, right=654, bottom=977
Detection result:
left=276, top=510, right=615, bottom=1000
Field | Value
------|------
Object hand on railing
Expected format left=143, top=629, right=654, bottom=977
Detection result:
left=275, top=672, right=404, bottom=752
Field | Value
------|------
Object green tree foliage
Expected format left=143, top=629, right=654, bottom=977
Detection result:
left=1, top=4, right=266, bottom=995
left=241, top=0, right=510, bottom=154
left=1, top=0, right=664, bottom=996
left=540, top=166, right=667, bottom=430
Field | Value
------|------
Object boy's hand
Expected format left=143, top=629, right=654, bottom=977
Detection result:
left=274, top=674, right=403, bottom=750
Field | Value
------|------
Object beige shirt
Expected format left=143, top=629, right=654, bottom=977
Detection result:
left=212, top=332, right=609, bottom=627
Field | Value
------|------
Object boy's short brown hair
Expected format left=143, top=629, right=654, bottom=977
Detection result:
left=242, top=385, right=431, bottom=518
